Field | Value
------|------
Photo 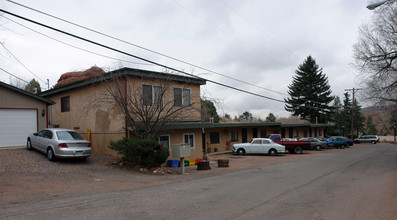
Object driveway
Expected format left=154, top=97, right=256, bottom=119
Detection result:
left=0, top=146, right=350, bottom=205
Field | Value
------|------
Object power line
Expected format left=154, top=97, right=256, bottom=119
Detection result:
left=2, top=16, right=154, bottom=68
left=219, top=0, right=296, bottom=58
left=0, top=8, right=286, bottom=104
left=0, top=42, right=47, bottom=86
left=0, top=67, right=29, bottom=84
left=6, top=0, right=288, bottom=97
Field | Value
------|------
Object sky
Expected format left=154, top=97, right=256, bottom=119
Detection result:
left=0, top=0, right=376, bottom=119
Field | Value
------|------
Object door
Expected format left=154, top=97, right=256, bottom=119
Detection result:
left=0, top=109, right=37, bottom=148
left=242, top=128, right=248, bottom=143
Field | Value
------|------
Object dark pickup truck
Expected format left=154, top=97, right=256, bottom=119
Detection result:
left=268, top=134, right=311, bottom=154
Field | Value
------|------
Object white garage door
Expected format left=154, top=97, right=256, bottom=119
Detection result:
left=0, top=109, right=37, bottom=148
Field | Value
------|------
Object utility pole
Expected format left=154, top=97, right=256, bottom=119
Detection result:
left=345, top=88, right=363, bottom=139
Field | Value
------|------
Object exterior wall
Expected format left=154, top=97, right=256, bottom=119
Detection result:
left=45, top=76, right=202, bottom=153
left=46, top=81, right=125, bottom=152
left=0, top=86, right=48, bottom=131
left=165, top=129, right=204, bottom=159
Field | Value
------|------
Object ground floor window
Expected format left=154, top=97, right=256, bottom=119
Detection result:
left=183, top=134, right=194, bottom=148
left=158, top=135, right=170, bottom=150
left=210, top=132, right=220, bottom=144
left=230, top=130, right=238, bottom=141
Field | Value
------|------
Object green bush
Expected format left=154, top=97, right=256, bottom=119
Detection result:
left=109, top=138, right=169, bottom=168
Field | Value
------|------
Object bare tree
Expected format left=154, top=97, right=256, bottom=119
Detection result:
left=353, top=3, right=397, bottom=109
left=88, top=72, right=202, bottom=139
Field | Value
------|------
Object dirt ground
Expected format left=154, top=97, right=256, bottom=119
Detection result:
left=0, top=146, right=353, bottom=206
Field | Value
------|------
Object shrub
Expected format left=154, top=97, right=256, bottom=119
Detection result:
left=109, top=138, right=169, bottom=168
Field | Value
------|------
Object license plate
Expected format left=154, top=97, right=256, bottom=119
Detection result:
left=75, top=151, right=83, bottom=156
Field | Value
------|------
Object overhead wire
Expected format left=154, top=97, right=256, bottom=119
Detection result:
left=0, top=67, right=29, bottom=84
left=218, top=0, right=298, bottom=59
left=2, top=16, right=155, bottom=68
left=0, top=41, right=47, bottom=87
left=6, top=0, right=288, bottom=97
left=0, top=9, right=286, bottom=104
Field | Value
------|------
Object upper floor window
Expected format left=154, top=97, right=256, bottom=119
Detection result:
left=173, top=88, right=191, bottom=107
left=142, top=84, right=163, bottom=106
left=61, top=96, right=70, bottom=112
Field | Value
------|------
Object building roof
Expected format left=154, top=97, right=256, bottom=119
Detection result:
left=40, top=67, right=207, bottom=96
left=166, top=122, right=331, bottom=130
left=0, top=81, right=55, bottom=104
left=281, top=123, right=331, bottom=128
left=166, top=122, right=282, bottom=130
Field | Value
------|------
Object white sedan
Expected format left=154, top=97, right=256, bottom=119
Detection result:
left=232, top=138, right=286, bottom=156
left=27, top=128, right=91, bottom=161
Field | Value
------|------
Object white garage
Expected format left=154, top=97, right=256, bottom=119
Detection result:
left=0, top=109, right=37, bottom=148
left=0, top=81, right=55, bottom=148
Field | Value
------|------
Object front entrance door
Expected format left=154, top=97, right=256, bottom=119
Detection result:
left=242, top=128, right=248, bottom=143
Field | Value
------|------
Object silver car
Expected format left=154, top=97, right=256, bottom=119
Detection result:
left=232, top=138, right=286, bottom=156
left=27, top=128, right=91, bottom=161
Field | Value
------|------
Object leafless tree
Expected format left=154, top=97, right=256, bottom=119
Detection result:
left=87, top=72, right=202, bottom=139
left=353, top=2, right=397, bottom=110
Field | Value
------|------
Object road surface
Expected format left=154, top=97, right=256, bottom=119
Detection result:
left=1, top=144, right=397, bottom=219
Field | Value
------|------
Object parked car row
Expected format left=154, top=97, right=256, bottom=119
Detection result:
left=232, top=134, right=380, bottom=156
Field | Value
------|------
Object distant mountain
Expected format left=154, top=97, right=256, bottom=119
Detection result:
left=361, top=106, right=394, bottom=135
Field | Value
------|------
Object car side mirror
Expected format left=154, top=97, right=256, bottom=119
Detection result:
left=33, top=133, right=38, bottom=136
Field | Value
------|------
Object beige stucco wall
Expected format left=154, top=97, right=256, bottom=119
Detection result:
left=45, top=76, right=202, bottom=153
left=0, top=86, right=49, bottom=131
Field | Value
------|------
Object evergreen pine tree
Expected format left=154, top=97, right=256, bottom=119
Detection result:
left=284, top=56, right=334, bottom=123
left=24, top=79, right=41, bottom=94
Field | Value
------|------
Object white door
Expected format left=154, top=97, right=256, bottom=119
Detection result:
left=0, top=109, right=37, bottom=148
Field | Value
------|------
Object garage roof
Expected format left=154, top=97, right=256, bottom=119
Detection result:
left=0, top=81, right=55, bottom=104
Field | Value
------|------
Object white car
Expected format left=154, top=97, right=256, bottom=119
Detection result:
left=233, top=138, right=286, bottom=156
left=27, top=128, right=91, bottom=161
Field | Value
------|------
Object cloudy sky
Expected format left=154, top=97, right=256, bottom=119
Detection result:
left=0, top=0, right=376, bottom=119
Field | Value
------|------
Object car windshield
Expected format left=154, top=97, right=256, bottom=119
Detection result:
left=56, top=131, right=85, bottom=140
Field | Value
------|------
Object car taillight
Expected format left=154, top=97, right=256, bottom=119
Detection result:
left=58, top=143, right=68, bottom=148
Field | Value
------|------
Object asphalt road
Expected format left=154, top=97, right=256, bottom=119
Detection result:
left=2, top=144, right=397, bottom=220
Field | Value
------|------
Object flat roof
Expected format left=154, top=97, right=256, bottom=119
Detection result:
left=40, top=67, right=206, bottom=96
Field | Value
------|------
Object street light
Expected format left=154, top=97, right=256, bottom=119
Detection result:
left=367, top=0, right=394, bottom=10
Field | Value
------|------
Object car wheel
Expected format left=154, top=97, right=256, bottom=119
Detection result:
left=371, top=140, right=376, bottom=144
left=27, top=139, right=32, bottom=151
left=315, top=145, right=321, bottom=151
left=268, top=149, right=277, bottom=156
left=237, top=148, right=245, bottom=155
left=47, top=148, right=55, bottom=161
left=340, top=144, right=346, bottom=149
left=294, top=146, right=303, bottom=154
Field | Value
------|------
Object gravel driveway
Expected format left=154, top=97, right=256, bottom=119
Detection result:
left=0, top=146, right=346, bottom=205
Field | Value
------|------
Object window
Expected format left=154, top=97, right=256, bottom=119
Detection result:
left=183, top=134, right=194, bottom=148
left=158, top=135, right=170, bottom=150
left=142, top=84, right=163, bottom=106
left=56, top=131, right=84, bottom=140
left=61, top=96, right=70, bottom=112
left=173, top=88, right=191, bottom=107
left=252, top=139, right=261, bottom=144
left=210, top=132, right=220, bottom=144
left=230, top=131, right=238, bottom=141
